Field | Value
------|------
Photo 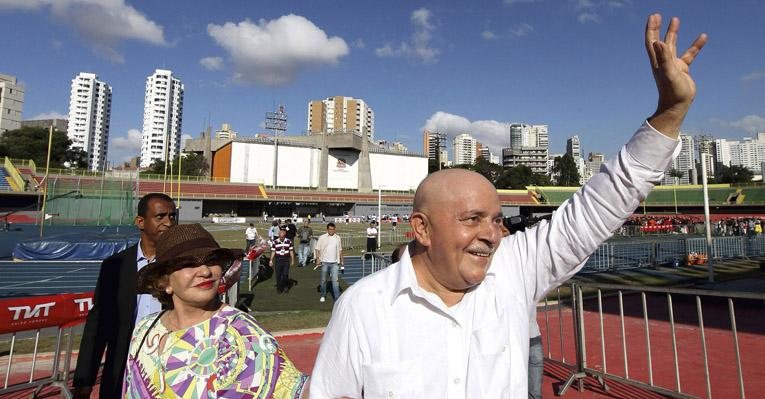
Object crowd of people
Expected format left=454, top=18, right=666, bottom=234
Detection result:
left=619, top=215, right=765, bottom=236
left=70, top=13, right=705, bottom=398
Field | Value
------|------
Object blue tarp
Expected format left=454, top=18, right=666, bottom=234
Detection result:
left=12, top=228, right=139, bottom=261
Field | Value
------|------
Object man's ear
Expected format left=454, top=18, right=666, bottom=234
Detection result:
left=135, top=215, right=144, bottom=231
left=410, top=211, right=431, bottom=247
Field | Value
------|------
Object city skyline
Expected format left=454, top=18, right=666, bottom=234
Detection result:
left=1, top=1, right=763, bottom=166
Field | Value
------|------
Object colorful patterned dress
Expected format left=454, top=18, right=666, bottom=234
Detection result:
left=123, top=306, right=308, bottom=398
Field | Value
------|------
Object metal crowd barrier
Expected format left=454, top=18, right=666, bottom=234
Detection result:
left=540, top=282, right=764, bottom=398
left=360, top=252, right=393, bottom=277
left=581, top=235, right=765, bottom=273
left=0, top=325, right=77, bottom=398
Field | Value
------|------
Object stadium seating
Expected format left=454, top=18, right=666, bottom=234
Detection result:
left=0, top=167, right=11, bottom=190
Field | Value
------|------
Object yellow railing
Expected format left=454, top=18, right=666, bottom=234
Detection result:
left=8, top=158, right=36, bottom=173
left=4, top=157, right=25, bottom=191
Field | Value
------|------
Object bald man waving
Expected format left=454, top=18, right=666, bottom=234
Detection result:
left=310, top=13, right=706, bottom=398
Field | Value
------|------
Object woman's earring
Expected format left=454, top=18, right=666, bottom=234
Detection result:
left=165, top=286, right=173, bottom=295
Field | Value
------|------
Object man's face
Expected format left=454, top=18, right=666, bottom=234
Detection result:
left=136, top=199, right=177, bottom=245
left=327, top=226, right=336, bottom=236
left=423, top=180, right=502, bottom=291
left=278, top=229, right=286, bottom=238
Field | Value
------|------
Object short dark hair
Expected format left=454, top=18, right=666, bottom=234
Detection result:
left=137, top=193, right=174, bottom=217
left=327, top=222, right=336, bottom=229
left=249, top=223, right=254, bottom=227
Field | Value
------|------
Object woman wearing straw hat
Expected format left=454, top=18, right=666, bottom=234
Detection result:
left=123, top=224, right=308, bottom=398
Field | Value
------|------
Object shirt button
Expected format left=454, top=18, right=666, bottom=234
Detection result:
left=377, top=290, right=383, bottom=295
left=452, top=321, right=457, bottom=327
left=454, top=378, right=461, bottom=384
left=388, top=391, right=394, bottom=397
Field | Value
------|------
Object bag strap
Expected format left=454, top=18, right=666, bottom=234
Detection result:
left=133, top=309, right=167, bottom=358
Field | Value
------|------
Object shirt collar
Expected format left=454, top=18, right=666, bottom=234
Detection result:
left=136, top=240, right=155, bottom=263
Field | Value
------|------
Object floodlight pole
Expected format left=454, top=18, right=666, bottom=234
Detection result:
left=377, top=187, right=382, bottom=251
left=701, top=154, right=714, bottom=282
left=39, top=125, right=54, bottom=238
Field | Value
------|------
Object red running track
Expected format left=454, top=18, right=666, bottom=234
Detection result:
left=539, top=292, right=765, bottom=398
left=6, top=294, right=763, bottom=398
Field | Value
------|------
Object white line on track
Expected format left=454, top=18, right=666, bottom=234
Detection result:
left=0, top=267, right=87, bottom=289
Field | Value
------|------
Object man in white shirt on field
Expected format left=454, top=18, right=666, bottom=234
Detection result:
left=310, top=14, right=707, bottom=398
left=315, top=222, right=344, bottom=302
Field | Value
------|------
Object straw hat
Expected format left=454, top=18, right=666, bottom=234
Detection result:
left=136, top=224, right=243, bottom=293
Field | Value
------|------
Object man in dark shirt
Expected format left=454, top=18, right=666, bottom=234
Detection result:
left=270, top=226, right=295, bottom=293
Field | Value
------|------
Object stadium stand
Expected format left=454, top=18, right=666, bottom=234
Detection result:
left=0, top=167, right=11, bottom=190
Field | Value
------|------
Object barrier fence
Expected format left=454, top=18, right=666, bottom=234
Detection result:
left=0, top=292, right=93, bottom=397
left=540, top=282, right=765, bottom=398
left=580, top=235, right=765, bottom=273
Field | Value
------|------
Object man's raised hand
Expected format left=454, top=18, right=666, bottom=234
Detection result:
left=645, top=13, right=707, bottom=137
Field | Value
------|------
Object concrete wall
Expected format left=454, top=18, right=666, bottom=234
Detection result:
left=369, top=153, right=427, bottom=191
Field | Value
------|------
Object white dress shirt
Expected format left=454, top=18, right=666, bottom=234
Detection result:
left=310, top=122, right=680, bottom=398
left=134, top=241, right=161, bottom=324
left=316, top=233, right=342, bottom=263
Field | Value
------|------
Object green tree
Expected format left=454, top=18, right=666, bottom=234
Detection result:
left=715, top=164, right=753, bottom=184
left=495, top=165, right=551, bottom=189
left=142, top=153, right=209, bottom=177
left=552, top=154, right=581, bottom=186
left=0, top=126, right=85, bottom=168
left=450, top=157, right=504, bottom=185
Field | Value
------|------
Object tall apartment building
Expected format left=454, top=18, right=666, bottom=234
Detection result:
left=586, top=152, right=605, bottom=177
left=566, top=135, right=581, bottom=158
left=453, top=133, right=477, bottom=165
left=0, top=73, right=24, bottom=133
left=140, top=69, right=184, bottom=168
left=307, top=96, right=374, bottom=140
left=502, top=146, right=548, bottom=174
left=714, top=138, right=732, bottom=167
left=215, top=123, right=237, bottom=140
left=663, top=134, right=696, bottom=185
left=509, top=123, right=530, bottom=149
left=505, top=123, right=550, bottom=174
left=423, top=130, right=447, bottom=164
left=67, top=72, right=112, bottom=171
left=696, top=135, right=715, bottom=180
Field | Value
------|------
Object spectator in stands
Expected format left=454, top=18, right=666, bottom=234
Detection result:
left=124, top=224, right=308, bottom=397
left=315, top=222, right=344, bottom=302
left=297, top=219, right=314, bottom=267
left=310, top=14, right=707, bottom=397
left=245, top=222, right=259, bottom=250
left=73, top=193, right=177, bottom=399
left=270, top=226, right=296, bottom=293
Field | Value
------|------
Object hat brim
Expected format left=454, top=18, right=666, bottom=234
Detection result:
left=137, top=247, right=243, bottom=294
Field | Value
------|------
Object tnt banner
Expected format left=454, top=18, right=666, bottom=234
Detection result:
left=0, top=292, right=94, bottom=334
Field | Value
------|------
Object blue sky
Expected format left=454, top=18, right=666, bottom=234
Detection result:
left=1, top=0, right=764, bottom=165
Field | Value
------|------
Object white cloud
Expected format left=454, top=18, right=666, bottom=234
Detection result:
left=0, top=0, right=167, bottom=63
left=200, top=56, right=224, bottom=71
left=510, top=23, right=534, bottom=37
left=731, top=115, right=765, bottom=134
left=375, top=7, right=439, bottom=64
left=351, top=38, right=365, bottom=49
left=111, top=129, right=142, bottom=152
left=711, top=115, right=765, bottom=135
left=571, top=0, right=630, bottom=24
left=481, top=30, right=498, bottom=40
left=30, top=111, right=67, bottom=120
left=207, top=14, right=349, bottom=86
left=742, top=70, right=765, bottom=83
left=577, top=12, right=599, bottom=23
left=422, top=112, right=511, bottom=157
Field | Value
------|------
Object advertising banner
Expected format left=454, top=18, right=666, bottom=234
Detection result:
left=0, top=292, right=94, bottom=334
left=327, top=149, right=359, bottom=189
